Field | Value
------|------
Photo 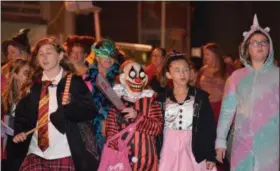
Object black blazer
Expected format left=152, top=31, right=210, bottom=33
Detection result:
left=13, top=73, right=99, bottom=171
left=156, top=86, right=217, bottom=163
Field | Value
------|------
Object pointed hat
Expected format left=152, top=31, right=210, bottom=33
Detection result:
left=2, top=28, right=31, bottom=55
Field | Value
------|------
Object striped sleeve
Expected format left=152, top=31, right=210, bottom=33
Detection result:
left=136, top=97, right=163, bottom=136
left=105, top=107, right=119, bottom=149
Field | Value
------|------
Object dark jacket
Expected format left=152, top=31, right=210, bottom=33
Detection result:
left=149, top=76, right=168, bottom=94
left=156, top=86, right=217, bottom=163
left=13, top=74, right=99, bottom=171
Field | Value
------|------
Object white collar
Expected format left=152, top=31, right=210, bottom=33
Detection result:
left=113, top=84, right=154, bottom=102
left=42, top=68, right=63, bottom=85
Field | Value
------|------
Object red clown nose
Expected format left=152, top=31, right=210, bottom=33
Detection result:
left=135, top=77, right=142, bottom=83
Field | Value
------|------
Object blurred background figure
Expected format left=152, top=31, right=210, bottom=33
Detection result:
left=223, top=55, right=235, bottom=74
left=197, top=42, right=230, bottom=171
left=273, top=58, right=279, bottom=67
left=1, top=28, right=31, bottom=64
left=233, top=58, right=244, bottom=70
left=223, top=55, right=234, bottom=65
left=145, top=47, right=166, bottom=83
left=189, top=57, right=203, bottom=86
left=146, top=47, right=168, bottom=94
left=197, top=42, right=228, bottom=124
left=1, top=29, right=31, bottom=92
left=64, top=35, right=95, bottom=75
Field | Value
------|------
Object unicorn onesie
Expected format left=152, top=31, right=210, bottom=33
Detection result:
left=215, top=14, right=279, bottom=171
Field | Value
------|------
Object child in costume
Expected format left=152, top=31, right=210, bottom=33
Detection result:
left=105, top=60, right=163, bottom=170
left=1, top=58, right=32, bottom=171
left=1, top=29, right=31, bottom=167
left=157, top=53, right=217, bottom=171
left=1, top=29, right=31, bottom=99
left=12, top=36, right=99, bottom=171
left=85, top=39, right=121, bottom=155
left=216, top=14, right=279, bottom=171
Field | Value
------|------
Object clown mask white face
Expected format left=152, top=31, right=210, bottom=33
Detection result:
left=120, top=62, right=148, bottom=96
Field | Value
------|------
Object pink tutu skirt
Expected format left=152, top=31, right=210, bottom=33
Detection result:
left=159, top=129, right=217, bottom=171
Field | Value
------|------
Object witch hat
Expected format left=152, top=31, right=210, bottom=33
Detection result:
left=2, top=28, right=31, bottom=55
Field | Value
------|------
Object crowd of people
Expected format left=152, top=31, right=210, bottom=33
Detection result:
left=1, top=14, right=279, bottom=171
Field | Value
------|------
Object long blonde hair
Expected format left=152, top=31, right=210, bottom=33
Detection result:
left=2, top=58, right=32, bottom=114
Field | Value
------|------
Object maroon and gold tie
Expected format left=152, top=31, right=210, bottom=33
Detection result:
left=37, top=81, right=52, bottom=151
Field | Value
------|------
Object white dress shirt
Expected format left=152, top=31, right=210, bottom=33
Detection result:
left=27, top=68, right=71, bottom=159
left=164, top=96, right=195, bottom=131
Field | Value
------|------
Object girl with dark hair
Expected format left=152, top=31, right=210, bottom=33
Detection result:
left=157, top=52, right=217, bottom=171
left=12, top=36, right=98, bottom=171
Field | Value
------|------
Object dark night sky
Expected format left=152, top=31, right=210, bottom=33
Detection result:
left=191, top=1, right=280, bottom=60
left=76, top=2, right=280, bottom=61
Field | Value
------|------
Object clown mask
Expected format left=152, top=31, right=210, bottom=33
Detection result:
left=120, top=61, right=148, bottom=96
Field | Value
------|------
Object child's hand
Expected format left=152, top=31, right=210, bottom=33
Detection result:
left=206, top=161, right=216, bottom=170
left=121, top=108, right=137, bottom=120
left=216, top=148, right=226, bottom=163
left=13, top=132, right=27, bottom=143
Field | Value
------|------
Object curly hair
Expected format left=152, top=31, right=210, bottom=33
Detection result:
left=2, top=58, right=33, bottom=114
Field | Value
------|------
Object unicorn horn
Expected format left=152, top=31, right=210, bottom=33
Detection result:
left=253, top=14, right=260, bottom=28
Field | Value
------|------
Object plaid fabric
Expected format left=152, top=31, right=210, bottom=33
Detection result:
left=19, top=154, right=75, bottom=171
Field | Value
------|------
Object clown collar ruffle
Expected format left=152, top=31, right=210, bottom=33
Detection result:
left=113, top=84, right=154, bottom=102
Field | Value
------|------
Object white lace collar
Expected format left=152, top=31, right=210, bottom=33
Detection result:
left=113, top=84, right=154, bottom=102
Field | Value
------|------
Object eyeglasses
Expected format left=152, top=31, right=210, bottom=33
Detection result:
left=249, top=40, right=269, bottom=47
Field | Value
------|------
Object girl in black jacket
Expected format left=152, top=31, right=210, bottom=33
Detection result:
left=157, top=52, right=217, bottom=171
left=12, top=37, right=98, bottom=171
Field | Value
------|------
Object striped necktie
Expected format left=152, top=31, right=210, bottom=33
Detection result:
left=38, top=81, right=52, bottom=151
